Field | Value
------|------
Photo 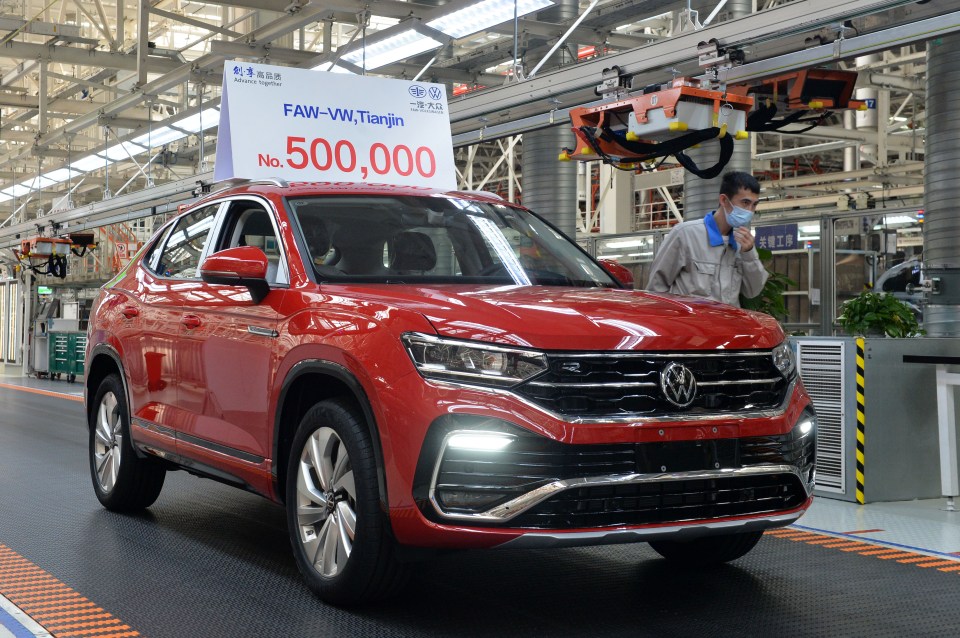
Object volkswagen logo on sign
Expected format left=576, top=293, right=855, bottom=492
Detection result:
left=660, top=362, right=697, bottom=408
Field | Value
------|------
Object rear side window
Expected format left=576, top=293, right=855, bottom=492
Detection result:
left=154, top=204, right=219, bottom=279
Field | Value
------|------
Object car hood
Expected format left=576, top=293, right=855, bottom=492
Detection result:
left=326, top=284, right=783, bottom=351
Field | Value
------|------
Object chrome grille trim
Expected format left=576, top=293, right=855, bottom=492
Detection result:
left=497, top=509, right=807, bottom=549
left=550, top=351, right=774, bottom=358
left=526, top=380, right=658, bottom=389
left=517, top=349, right=792, bottom=419
left=429, top=463, right=810, bottom=523
left=424, top=377, right=799, bottom=423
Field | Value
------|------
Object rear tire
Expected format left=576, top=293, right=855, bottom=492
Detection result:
left=649, top=530, right=764, bottom=565
left=286, top=399, right=406, bottom=605
left=89, top=373, right=165, bottom=510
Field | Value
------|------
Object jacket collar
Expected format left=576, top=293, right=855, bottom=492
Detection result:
left=704, top=211, right=734, bottom=248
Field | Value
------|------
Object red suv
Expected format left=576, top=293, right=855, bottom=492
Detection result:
left=85, top=180, right=815, bottom=605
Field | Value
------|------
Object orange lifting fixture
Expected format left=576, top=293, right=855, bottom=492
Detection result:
left=730, top=68, right=868, bottom=133
left=13, top=233, right=97, bottom=279
left=561, top=69, right=753, bottom=179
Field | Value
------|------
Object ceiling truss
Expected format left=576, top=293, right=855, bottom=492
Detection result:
left=0, top=0, right=951, bottom=250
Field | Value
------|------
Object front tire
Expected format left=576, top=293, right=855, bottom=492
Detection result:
left=286, top=399, right=405, bottom=605
left=649, top=530, right=764, bottom=565
left=89, top=373, right=165, bottom=510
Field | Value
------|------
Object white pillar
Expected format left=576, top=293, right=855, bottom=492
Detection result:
left=20, top=272, right=32, bottom=376
left=598, top=164, right=633, bottom=234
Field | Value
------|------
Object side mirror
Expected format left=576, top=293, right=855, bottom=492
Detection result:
left=200, top=246, right=271, bottom=303
left=598, top=258, right=635, bottom=288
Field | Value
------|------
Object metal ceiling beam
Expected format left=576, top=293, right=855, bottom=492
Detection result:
left=487, top=18, right=655, bottom=50
left=150, top=7, right=243, bottom=39
left=210, top=40, right=316, bottom=64
left=716, top=9, right=960, bottom=86
left=0, top=40, right=183, bottom=73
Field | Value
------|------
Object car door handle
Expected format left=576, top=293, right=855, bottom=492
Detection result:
left=121, top=306, right=139, bottom=319
left=181, top=314, right=202, bottom=330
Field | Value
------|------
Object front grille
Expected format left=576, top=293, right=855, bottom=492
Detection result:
left=508, top=473, right=807, bottom=529
left=418, top=420, right=815, bottom=528
left=515, top=351, right=790, bottom=418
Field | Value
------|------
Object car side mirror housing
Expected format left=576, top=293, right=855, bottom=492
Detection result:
left=598, top=258, right=635, bottom=288
left=200, top=246, right=271, bottom=304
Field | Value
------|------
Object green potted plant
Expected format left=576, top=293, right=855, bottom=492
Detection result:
left=837, top=290, right=924, bottom=337
left=740, top=248, right=796, bottom=322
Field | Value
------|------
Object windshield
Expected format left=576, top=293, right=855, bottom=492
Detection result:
left=287, top=194, right=618, bottom=287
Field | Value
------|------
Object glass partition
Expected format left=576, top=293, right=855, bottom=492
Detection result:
left=593, top=232, right=659, bottom=290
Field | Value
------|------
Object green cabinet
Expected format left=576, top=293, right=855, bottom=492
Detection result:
left=48, top=331, right=86, bottom=382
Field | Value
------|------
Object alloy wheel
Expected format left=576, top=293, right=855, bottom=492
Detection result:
left=295, top=427, right=358, bottom=578
left=93, top=391, right=122, bottom=492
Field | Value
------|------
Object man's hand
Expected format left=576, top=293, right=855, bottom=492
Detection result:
left=733, top=227, right=755, bottom=252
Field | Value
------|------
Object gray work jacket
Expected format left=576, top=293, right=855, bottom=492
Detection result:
left=645, top=215, right=768, bottom=307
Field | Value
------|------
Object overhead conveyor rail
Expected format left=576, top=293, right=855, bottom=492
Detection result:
left=450, top=1, right=960, bottom=145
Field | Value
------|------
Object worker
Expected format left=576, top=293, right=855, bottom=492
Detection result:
left=645, top=171, right=767, bottom=307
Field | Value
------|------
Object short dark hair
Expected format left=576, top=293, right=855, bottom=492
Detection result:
left=720, top=171, right=760, bottom=198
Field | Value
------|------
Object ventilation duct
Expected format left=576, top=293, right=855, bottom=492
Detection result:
left=923, top=35, right=960, bottom=336
left=682, top=0, right=752, bottom=220
left=520, top=0, right=579, bottom=239
left=522, top=126, right=578, bottom=238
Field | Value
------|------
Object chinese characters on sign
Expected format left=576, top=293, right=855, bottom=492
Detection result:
left=215, top=60, right=456, bottom=188
left=754, top=224, right=799, bottom=251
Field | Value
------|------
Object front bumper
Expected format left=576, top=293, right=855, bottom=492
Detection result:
left=409, top=400, right=816, bottom=535
left=497, top=500, right=811, bottom=549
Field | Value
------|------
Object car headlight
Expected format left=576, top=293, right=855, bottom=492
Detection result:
left=772, top=342, right=797, bottom=379
left=402, top=333, right=547, bottom=388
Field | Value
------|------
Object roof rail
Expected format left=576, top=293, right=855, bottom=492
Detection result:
left=458, top=189, right=505, bottom=200
left=200, top=177, right=289, bottom=195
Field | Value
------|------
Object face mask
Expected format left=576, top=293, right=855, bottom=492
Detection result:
left=726, top=205, right=754, bottom=229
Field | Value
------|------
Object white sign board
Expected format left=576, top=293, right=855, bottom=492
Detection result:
left=215, top=61, right=456, bottom=189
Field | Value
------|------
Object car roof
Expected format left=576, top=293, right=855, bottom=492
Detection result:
left=192, top=179, right=510, bottom=209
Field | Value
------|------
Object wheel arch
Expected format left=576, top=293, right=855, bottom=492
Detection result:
left=273, top=360, right=388, bottom=510
left=85, top=344, right=127, bottom=428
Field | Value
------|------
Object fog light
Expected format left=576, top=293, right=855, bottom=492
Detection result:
left=447, top=431, right=514, bottom=451
left=797, top=415, right=816, bottom=436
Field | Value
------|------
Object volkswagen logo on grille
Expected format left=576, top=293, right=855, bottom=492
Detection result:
left=660, top=362, right=697, bottom=408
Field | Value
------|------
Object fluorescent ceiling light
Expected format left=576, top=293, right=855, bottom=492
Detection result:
left=70, top=154, right=110, bottom=172
left=103, top=141, right=148, bottom=162
left=878, top=215, right=916, bottom=225
left=799, top=225, right=819, bottom=234
left=40, top=168, right=76, bottom=183
left=2, top=184, right=32, bottom=197
left=0, top=193, right=11, bottom=203
left=603, top=239, right=649, bottom=248
left=132, top=126, right=187, bottom=147
left=427, top=0, right=554, bottom=38
left=340, top=29, right=442, bottom=70
left=173, top=107, right=220, bottom=133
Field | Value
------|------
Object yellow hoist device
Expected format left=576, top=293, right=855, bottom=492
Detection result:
left=561, top=65, right=753, bottom=178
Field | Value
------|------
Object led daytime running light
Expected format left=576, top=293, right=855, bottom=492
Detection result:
left=402, top=333, right=547, bottom=388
